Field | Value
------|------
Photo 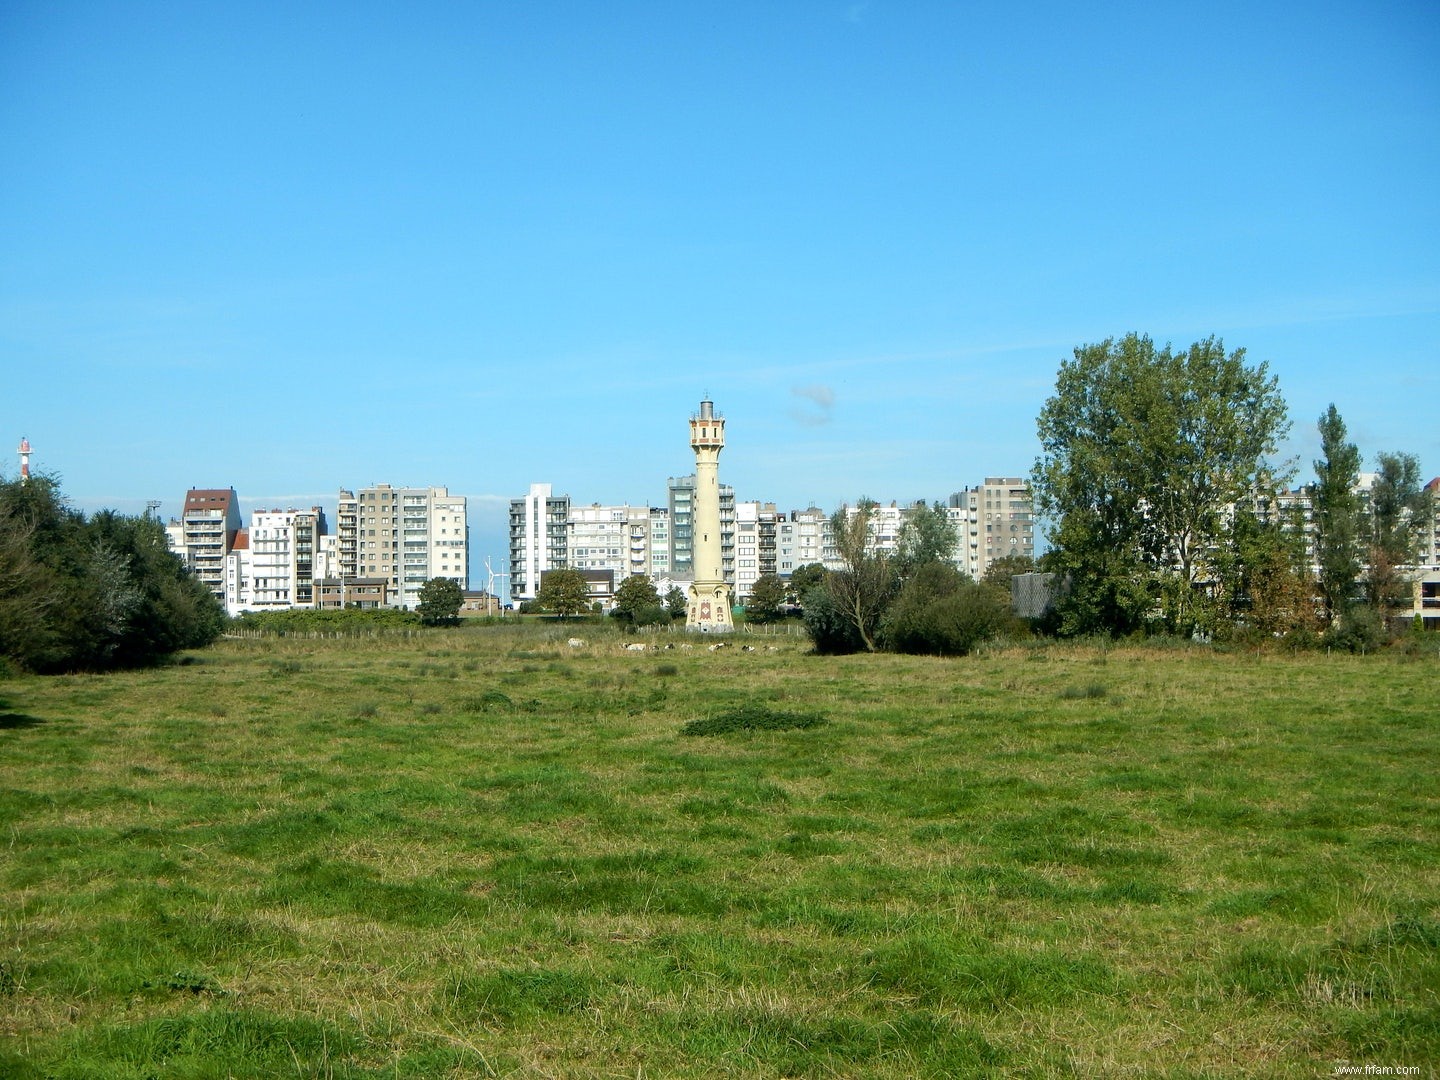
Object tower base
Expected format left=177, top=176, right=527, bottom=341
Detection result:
left=685, top=580, right=734, bottom=632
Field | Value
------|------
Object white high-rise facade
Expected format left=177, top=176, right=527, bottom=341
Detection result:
left=398, top=487, right=468, bottom=607
left=509, top=482, right=570, bottom=602
left=569, top=503, right=665, bottom=587
left=220, top=506, right=326, bottom=615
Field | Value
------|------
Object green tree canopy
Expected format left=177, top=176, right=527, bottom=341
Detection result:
left=980, top=553, right=1033, bottom=605
left=535, top=567, right=591, bottom=619
left=787, top=563, right=827, bottom=603
left=612, top=574, right=660, bottom=621
left=1, top=474, right=225, bottom=672
left=664, top=586, right=687, bottom=619
left=1365, top=451, right=1432, bottom=615
left=879, top=561, right=1008, bottom=656
left=416, top=577, right=463, bottom=626
left=744, top=574, right=788, bottom=623
left=895, top=501, right=959, bottom=580
left=1032, top=334, right=1290, bottom=636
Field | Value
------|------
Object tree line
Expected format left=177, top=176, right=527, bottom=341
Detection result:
left=0, top=474, right=226, bottom=673
left=795, top=333, right=1432, bottom=655
left=1031, top=334, right=1431, bottom=648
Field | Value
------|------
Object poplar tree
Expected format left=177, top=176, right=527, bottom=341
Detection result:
left=1312, top=405, right=1362, bottom=628
left=1365, top=451, right=1432, bottom=615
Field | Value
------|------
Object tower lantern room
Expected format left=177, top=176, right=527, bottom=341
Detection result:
left=690, top=398, right=725, bottom=450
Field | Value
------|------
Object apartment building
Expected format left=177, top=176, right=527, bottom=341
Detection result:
left=569, top=503, right=665, bottom=588
left=666, top=475, right=735, bottom=582
left=219, top=506, right=328, bottom=615
left=336, top=489, right=360, bottom=581
left=781, top=507, right=829, bottom=577
left=1423, top=478, right=1440, bottom=567
left=333, top=485, right=467, bottom=608
left=179, top=487, right=243, bottom=601
left=647, top=507, right=671, bottom=578
left=948, top=478, right=1036, bottom=578
left=824, top=500, right=909, bottom=572
left=733, top=501, right=787, bottom=599
left=399, top=487, right=468, bottom=607
left=222, top=530, right=251, bottom=613
left=510, top=482, right=571, bottom=602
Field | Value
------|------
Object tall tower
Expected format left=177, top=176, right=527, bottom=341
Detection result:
left=686, top=397, right=734, bottom=632
left=17, top=436, right=31, bottom=484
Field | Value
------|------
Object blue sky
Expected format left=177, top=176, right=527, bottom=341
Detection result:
left=3, top=2, right=1437, bottom=585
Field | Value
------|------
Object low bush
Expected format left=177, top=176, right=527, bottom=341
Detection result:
left=800, top=587, right=866, bottom=655
left=681, top=704, right=828, bottom=736
left=880, top=563, right=1007, bottom=657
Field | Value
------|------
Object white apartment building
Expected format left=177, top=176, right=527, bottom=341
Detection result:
left=784, top=507, right=829, bottom=574
left=399, top=487, right=468, bottom=607
left=734, top=501, right=763, bottom=599
left=221, top=506, right=327, bottom=615
left=509, top=482, right=571, bottom=602
left=648, top=507, right=671, bottom=579
left=825, top=501, right=908, bottom=572
left=223, top=531, right=252, bottom=614
left=568, top=503, right=666, bottom=590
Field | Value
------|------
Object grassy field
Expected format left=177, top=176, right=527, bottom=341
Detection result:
left=1, top=625, right=1436, bottom=1078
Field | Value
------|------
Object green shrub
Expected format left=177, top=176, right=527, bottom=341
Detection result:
left=800, top=587, right=865, bottom=655
left=1327, top=606, right=1385, bottom=653
left=682, top=704, right=827, bottom=736
left=880, top=563, right=1007, bottom=656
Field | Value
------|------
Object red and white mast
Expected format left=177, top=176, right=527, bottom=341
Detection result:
left=17, top=436, right=31, bottom=484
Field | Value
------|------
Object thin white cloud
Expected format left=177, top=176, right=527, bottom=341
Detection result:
left=790, top=383, right=837, bottom=427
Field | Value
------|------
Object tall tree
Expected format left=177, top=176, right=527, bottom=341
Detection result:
left=664, top=586, right=688, bottom=620
left=1365, top=451, right=1432, bottom=616
left=1032, top=334, right=1289, bottom=636
left=895, top=501, right=959, bottom=580
left=1312, top=404, right=1362, bottom=628
left=535, top=567, right=591, bottom=619
left=823, top=498, right=898, bottom=651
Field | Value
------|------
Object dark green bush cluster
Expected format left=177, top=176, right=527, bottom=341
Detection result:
left=0, top=475, right=225, bottom=673
left=801, top=562, right=1014, bottom=657
left=799, top=587, right=867, bottom=655
left=681, top=704, right=827, bottom=736
left=879, top=563, right=1009, bottom=657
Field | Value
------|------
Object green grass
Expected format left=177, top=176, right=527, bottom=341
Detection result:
left=1, top=626, right=1437, bottom=1076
